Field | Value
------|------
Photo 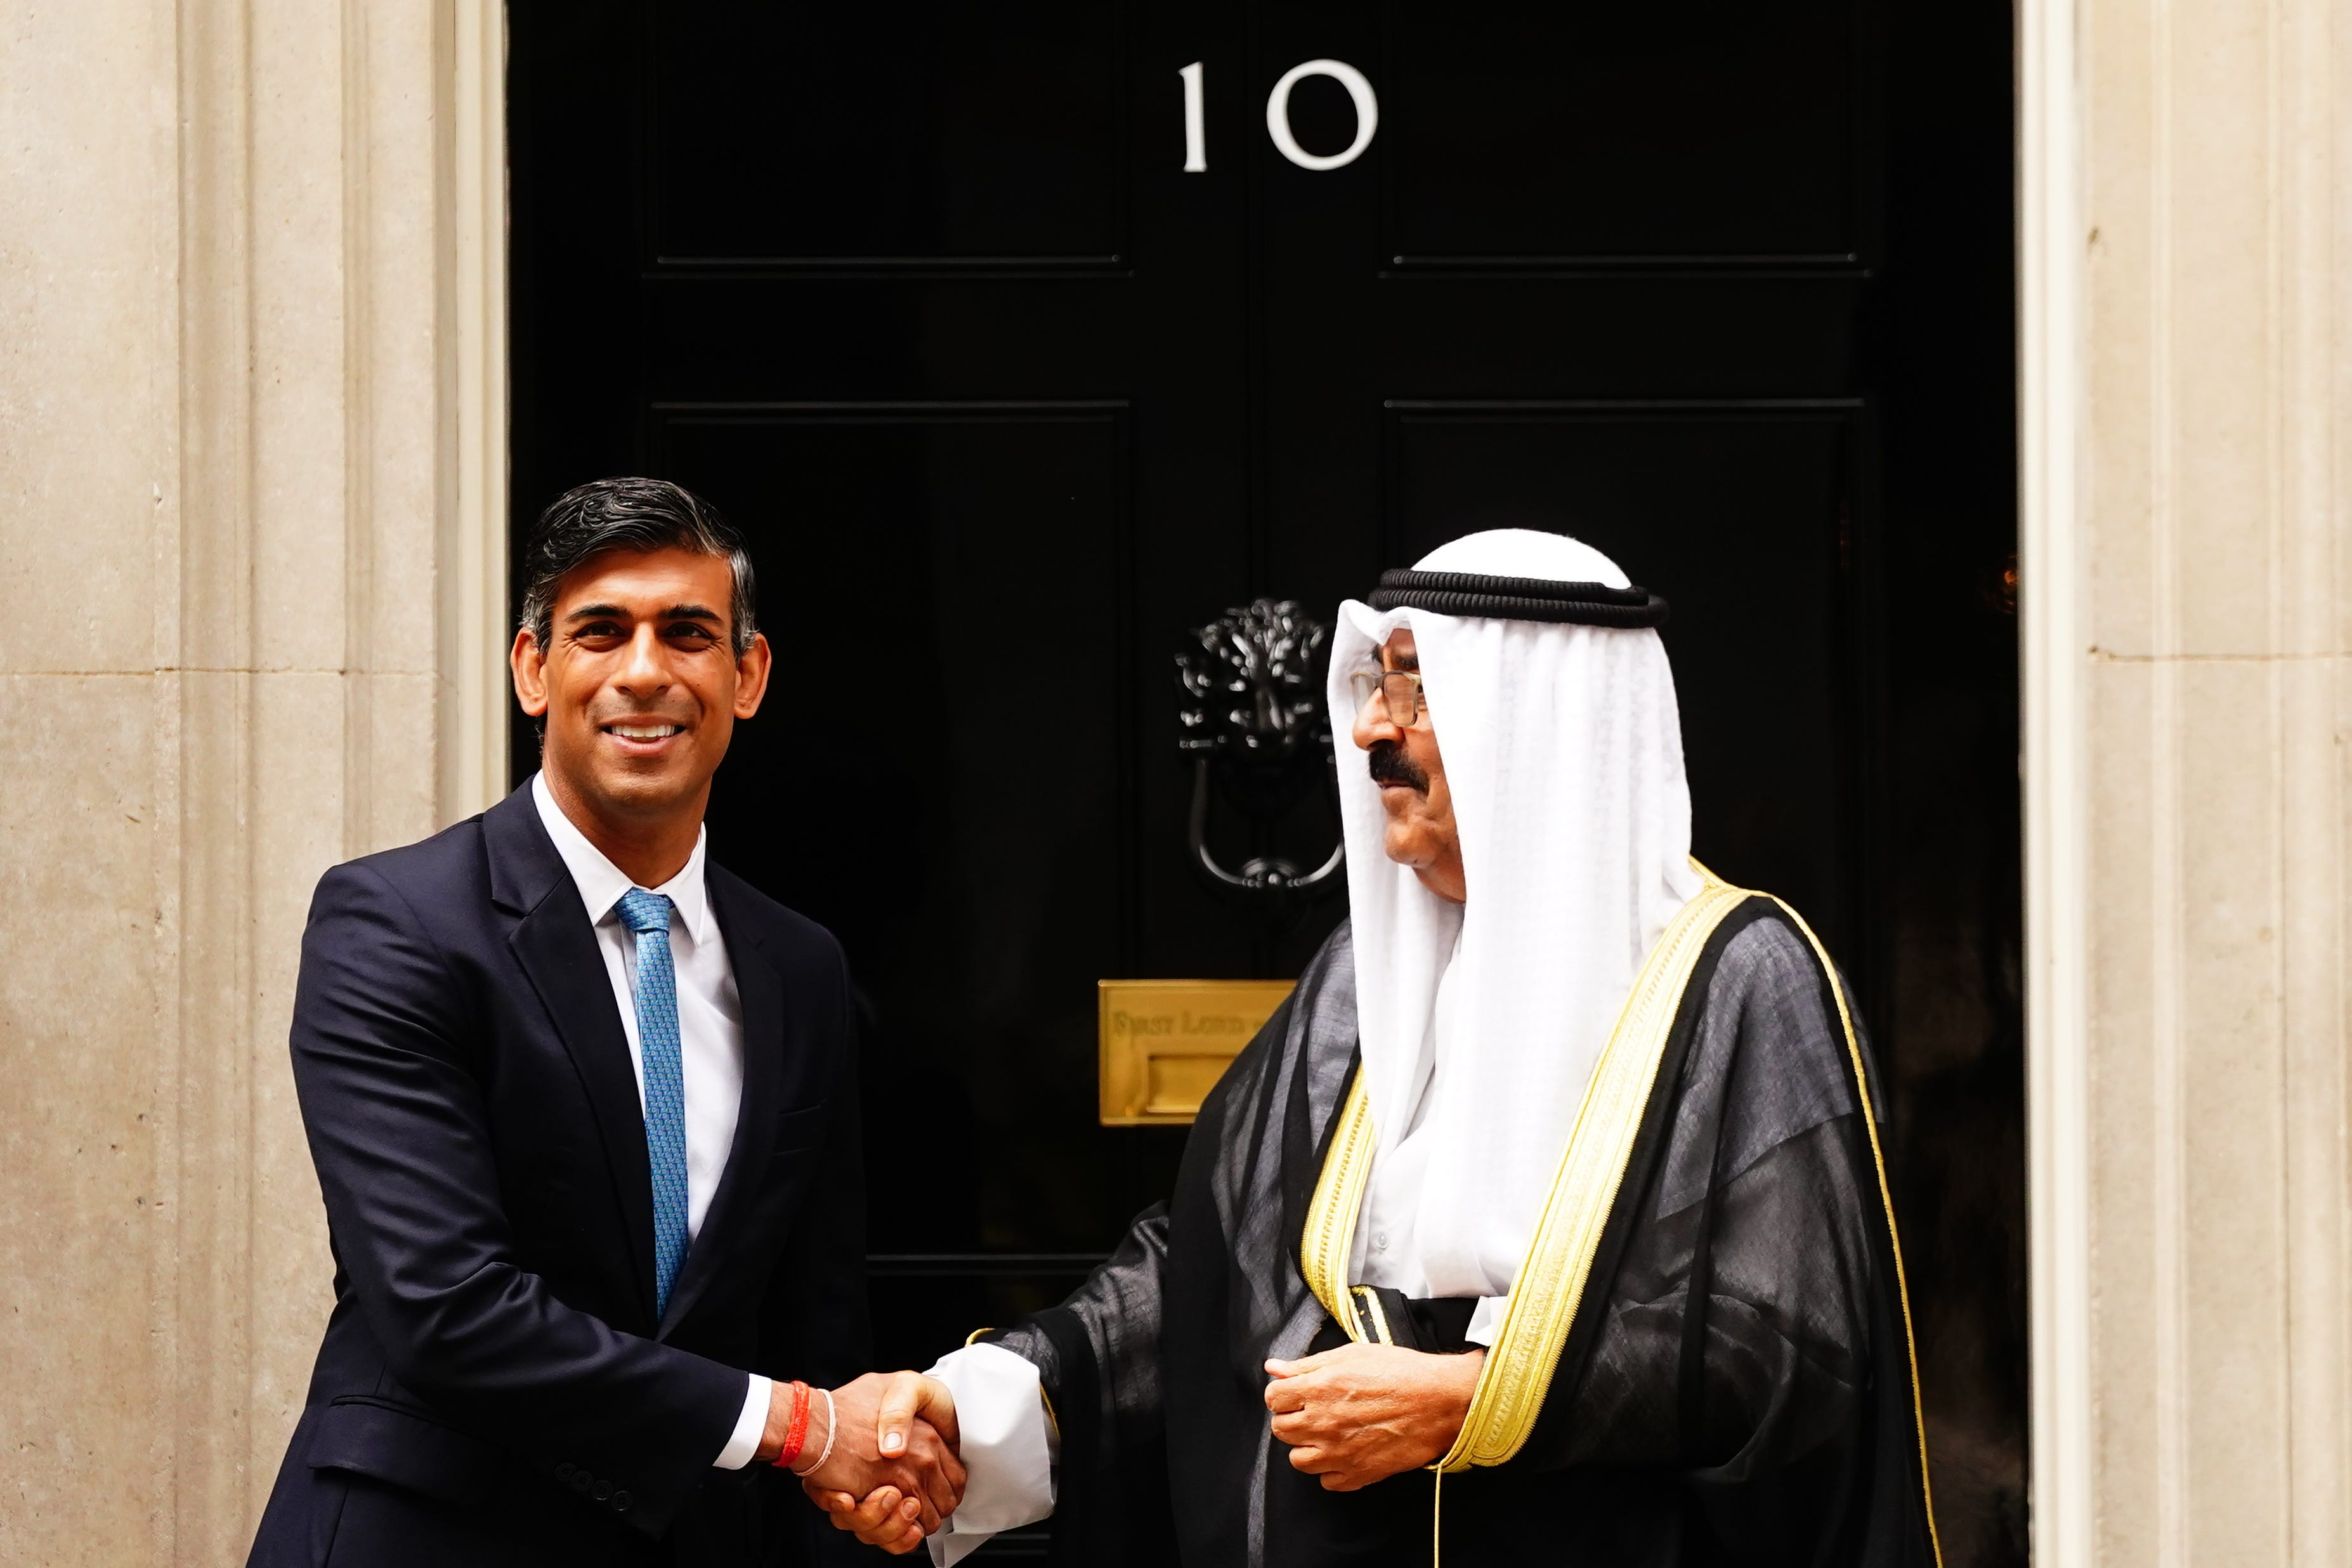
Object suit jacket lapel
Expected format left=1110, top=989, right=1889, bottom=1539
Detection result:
left=486, top=790, right=660, bottom=1328
left=659, top=870, right=787, bottom=1338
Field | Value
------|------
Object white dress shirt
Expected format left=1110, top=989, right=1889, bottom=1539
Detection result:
left=531, top=773, right=771, bottom=1470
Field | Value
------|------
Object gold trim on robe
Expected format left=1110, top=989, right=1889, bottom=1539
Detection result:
left=1764, top=895, right=1945, bottom=1568
left=1295, top=864, right=1941, bottom=1567
left=1430, top=863, right=1751, bottom=1469
left=1299, top=1072, right=1378, bottom=1344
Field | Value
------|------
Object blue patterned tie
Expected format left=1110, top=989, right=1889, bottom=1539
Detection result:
left=617, top=888, right=689, bottom=1318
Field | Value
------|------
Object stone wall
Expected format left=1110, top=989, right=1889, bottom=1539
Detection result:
left=0, top=3, right=503, bottom=1562
left=2023, top=0, right=2352, bottom=1563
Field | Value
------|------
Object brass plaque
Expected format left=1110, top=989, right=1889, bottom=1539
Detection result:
left=1098, top=979, right=1296, bottom=1125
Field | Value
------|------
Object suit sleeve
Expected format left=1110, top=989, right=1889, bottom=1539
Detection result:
left=289, top=861, right=750, bottom=1536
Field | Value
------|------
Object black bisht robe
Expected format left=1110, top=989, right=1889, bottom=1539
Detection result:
left=984, top=898, right=1940, bottom=1567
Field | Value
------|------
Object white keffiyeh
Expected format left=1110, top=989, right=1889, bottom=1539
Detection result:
left=1328, top=529, right=1702, bottom=1306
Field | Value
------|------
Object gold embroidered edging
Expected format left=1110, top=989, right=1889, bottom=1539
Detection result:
left=1430, top=866, right=1752, bottom=1470
left=1295, top=865, right=1748, bottom=1467
left=1300, top=1074, right=1376, bottom=1342
left=1292, top=865, right=1940, bottom=1562
left=1354, top=1285, right=1396, bottom=1347
left=1765, top=898, right=1944, bottom=1568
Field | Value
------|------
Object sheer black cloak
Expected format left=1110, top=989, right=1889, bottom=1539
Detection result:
left=984, top=899, right=1939, bottom=1567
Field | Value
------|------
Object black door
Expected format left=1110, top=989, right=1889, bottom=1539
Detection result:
left=509, top=4, right=2022, bottom=1561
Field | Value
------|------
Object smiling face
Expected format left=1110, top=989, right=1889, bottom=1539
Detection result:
left=511, top=545, right=771, bottom=850
left=1349, top=627, right=1466, bottom=903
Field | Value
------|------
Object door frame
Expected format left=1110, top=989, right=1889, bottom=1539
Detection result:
left=466, top=1, right=2082, bottom=1550
left=448, top=0, right=514, bottom=823
left=2018, top=0, right=2090, bottom=1561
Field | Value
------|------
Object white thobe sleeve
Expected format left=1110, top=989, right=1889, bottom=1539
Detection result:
left=1464, top=1295, right=1510, bottom=1349
left=924, top=1343, right=1057, bottom=1566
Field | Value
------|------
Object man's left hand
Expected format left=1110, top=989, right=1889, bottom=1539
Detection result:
left=1264, top=1342, right=1486, bottom=1491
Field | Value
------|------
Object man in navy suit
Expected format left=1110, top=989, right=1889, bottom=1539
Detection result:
left=249, top=478, right=960, bottom=1565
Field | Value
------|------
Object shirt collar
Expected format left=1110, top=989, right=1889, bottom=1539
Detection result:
left=530, top=771, right=715, bottom=945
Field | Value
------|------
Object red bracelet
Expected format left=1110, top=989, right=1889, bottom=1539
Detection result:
left=773, top=1380, right=811, bottom=1470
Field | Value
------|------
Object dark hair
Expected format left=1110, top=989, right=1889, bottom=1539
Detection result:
left=519, top=478, right=757, bottom=657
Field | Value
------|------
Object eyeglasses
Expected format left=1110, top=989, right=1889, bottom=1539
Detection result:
left=1349, top=668, right=1427, bottom=727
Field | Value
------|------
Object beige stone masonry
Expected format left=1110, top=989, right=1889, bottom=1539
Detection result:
left=2025, top=0, right=2352, bottom=1564
left=0, top=3, right=504, bottom=1563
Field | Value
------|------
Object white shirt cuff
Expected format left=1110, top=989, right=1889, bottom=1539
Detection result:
left=924, top=1343, right=1056, bottom=1566
left=713, top=1373, right=771, bottom=1470
left=1464, top=1295, right=1509, bottom=1349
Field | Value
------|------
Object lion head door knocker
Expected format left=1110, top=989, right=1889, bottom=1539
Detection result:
left=1173, top=598, right=1345, bottom=911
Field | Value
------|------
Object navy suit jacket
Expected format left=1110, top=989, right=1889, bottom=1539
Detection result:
left=249, top=787, right=868, bottom=1567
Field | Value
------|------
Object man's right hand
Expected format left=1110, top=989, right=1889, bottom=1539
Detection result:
left=766, top=1371, right=965, bottom=1545
left=800, top=1369, right=969, bottom=1555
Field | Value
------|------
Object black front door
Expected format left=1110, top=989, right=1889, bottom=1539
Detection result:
left=509, top=4, right=2022, bottom=1560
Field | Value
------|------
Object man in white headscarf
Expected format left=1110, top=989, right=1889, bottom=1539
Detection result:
left=812, top=530, right=1941, bottom=1567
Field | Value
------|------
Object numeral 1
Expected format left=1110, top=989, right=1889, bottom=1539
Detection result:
left=1180, top=61, right=1207, bottom=173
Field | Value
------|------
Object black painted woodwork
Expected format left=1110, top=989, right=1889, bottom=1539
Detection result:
left=509, top=3, right=2023, bottom=1560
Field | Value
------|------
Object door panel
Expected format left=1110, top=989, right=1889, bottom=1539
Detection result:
left=510, top=2, right=2023, bottom=1558
left=650, top=3, right=1128, bottom=266
left=1380, top=5, right=1864, bottom=261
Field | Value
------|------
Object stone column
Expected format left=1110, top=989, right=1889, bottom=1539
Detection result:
left=0, top=3, right=504, bottom=1562
left=2024, top=0, right=2352, bottom=1563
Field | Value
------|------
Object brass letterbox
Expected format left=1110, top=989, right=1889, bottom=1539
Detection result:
left=1097, top=979, right=1297, bottom=1126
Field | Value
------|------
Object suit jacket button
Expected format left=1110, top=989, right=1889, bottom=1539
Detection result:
left=553, top=1462, right=576, bottom=1482
left=593, top=1481, right=613, bottom=1501
left=572, top=1472, right=594, bottom=1493
left=613, top=1491, right=632, bottom=1512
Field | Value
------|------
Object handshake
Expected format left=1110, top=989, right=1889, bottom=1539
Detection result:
left=759, top=1369, right=970, bottom=1556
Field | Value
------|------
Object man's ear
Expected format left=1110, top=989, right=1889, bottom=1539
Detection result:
left=511, top=629, right=551, bottom=717
left=732, top=630, right=773, bottom=720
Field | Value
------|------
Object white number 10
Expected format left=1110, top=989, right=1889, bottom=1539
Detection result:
left=1179, top=60, right=1379, bottom=174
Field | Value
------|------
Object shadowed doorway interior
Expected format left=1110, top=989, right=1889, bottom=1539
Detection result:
left=507, top=3, right=2024, bottom=1560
